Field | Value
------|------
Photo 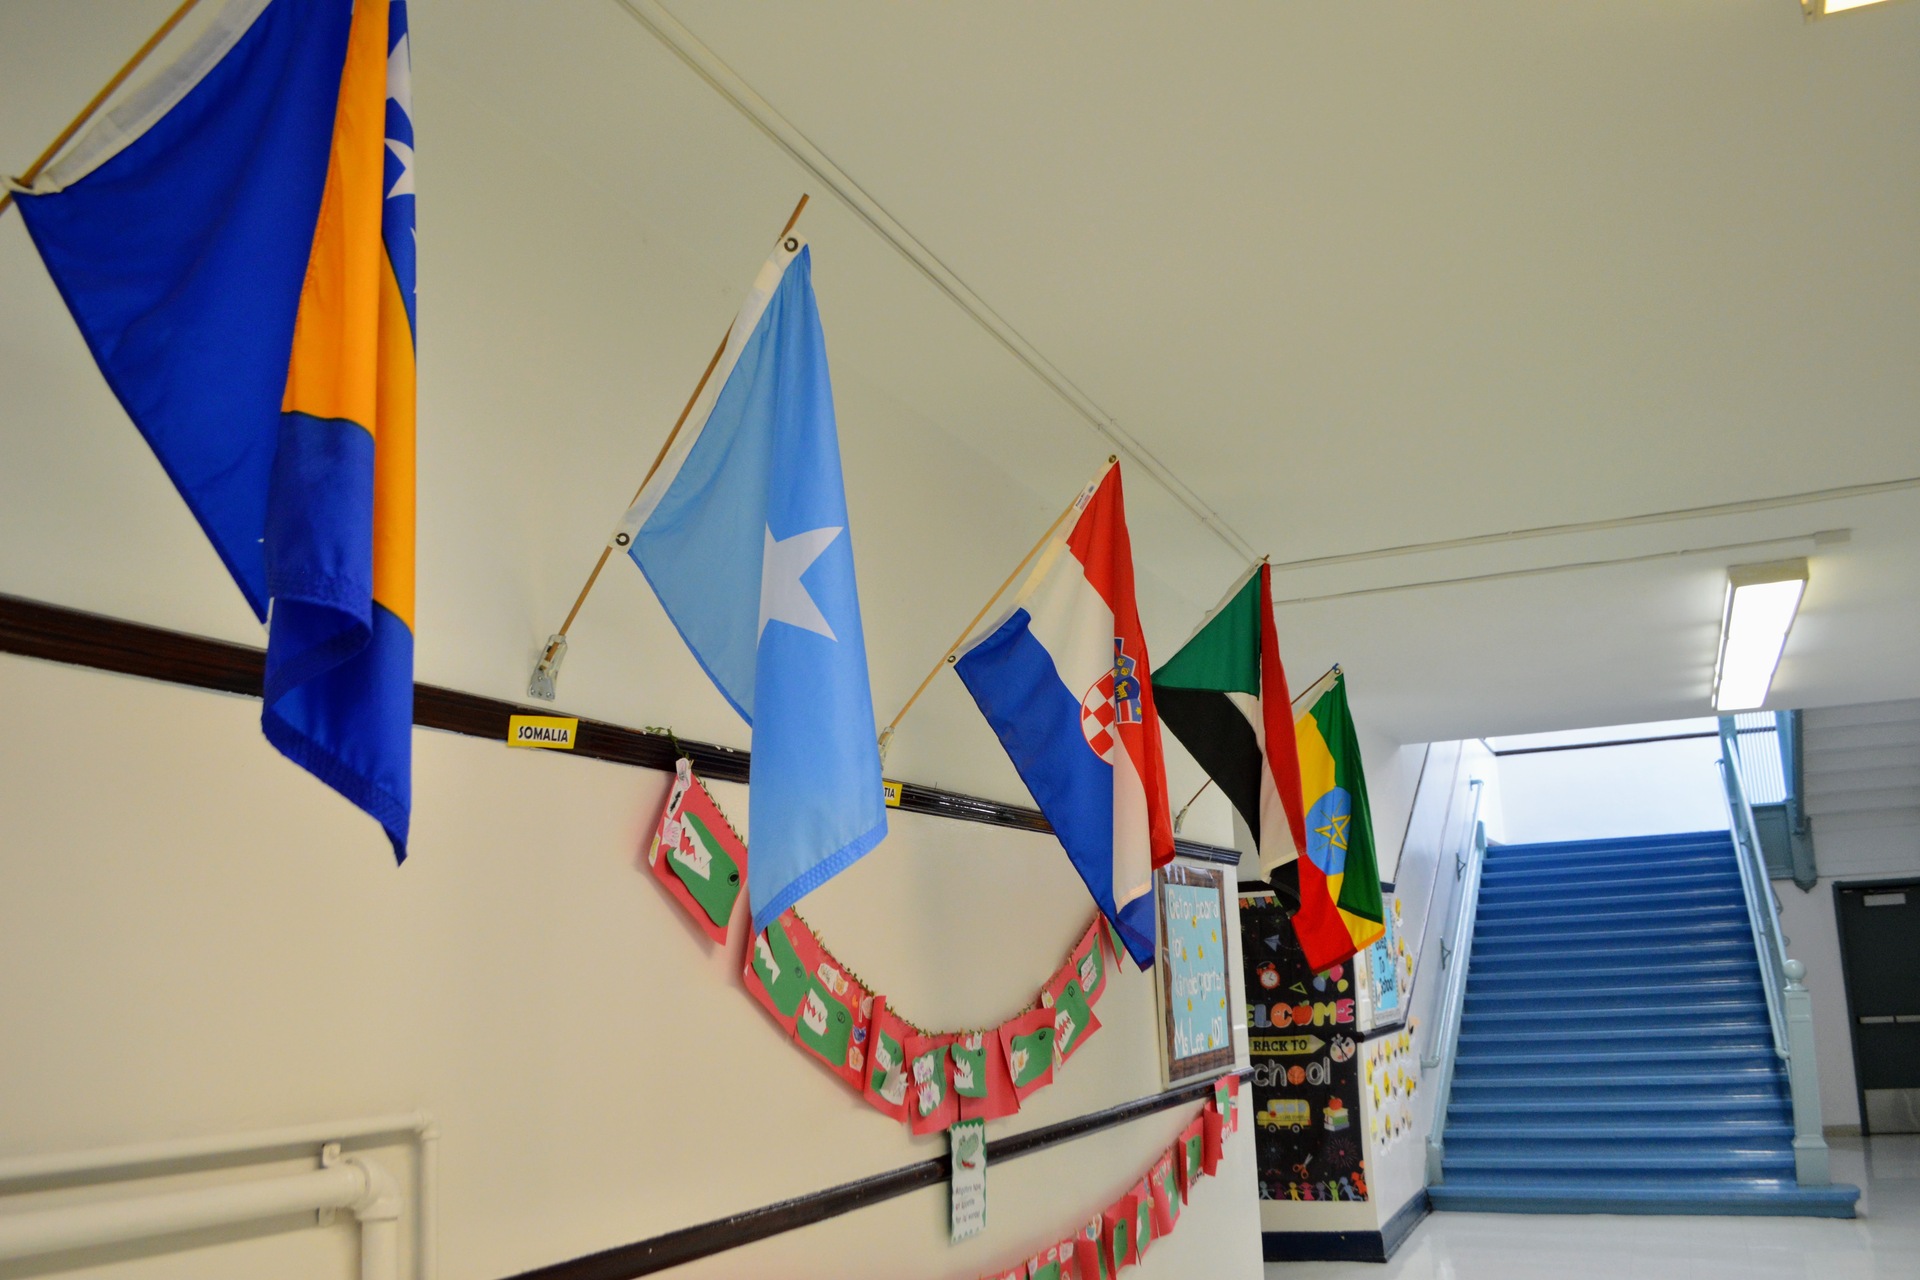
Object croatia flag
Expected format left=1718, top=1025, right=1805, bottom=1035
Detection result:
left=954, top=463, right=1173, bottom=965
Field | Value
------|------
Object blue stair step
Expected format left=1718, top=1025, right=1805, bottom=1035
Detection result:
left=1476, top=868, right=1739, bottom=897
left=1473, top=916, right=1754, bottom=947
left=1448, top=1096, right=1792, bottom=1125
left=1449, top=1124, right=1791, bottom=1144
left=1457, top=1023, right=1773, bottom=1053
left=1443, top=1150, right=1796, bottom=1180
left=1475, top=885, right=1745, bottom=919
left=1479, top=859, right=1735, bottom=887
left=1464, top=978, right=1764, bottom=1012
left=1466, top=958, right=1760, bottom=992
left=1484, top=843, right=1732, bottom=866
left=1470, top=942, right=1755, bottom=971
left=1460, top=999, right=1760, bottom=1029
left=1450, top=1067, right=1789, bottom=1104
left=1485, top=833, right=1731, bottom=863
left=1456, top=1044, right=1777, bottom=1073
left=1428, top=1180, right=1861, bottom=1218
left=1489, top=831, right=1732, bottom=855
left=1451, top=1066, right=1781, bottom=1097
left=1431, top=830, right=1855, bottom=1220
left=1475, top=903, right=1746, bottom=931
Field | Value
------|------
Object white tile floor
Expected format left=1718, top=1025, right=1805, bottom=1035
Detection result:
left=1267, top=1136, right=1920, bottom=1279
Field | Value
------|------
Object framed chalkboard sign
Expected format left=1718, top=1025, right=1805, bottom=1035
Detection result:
left=1156, top=861, right=1237, bottom=1084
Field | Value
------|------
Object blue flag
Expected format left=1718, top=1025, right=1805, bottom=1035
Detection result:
left=13, top=0, right=418, bottom=860
left=615, top=237, right=887, bottom=929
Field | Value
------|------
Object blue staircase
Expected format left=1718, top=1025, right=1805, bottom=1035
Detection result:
left=1427, top=830, right=1859, bottom=1217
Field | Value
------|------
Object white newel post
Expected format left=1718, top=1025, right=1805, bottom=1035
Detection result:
left=1783, top=959, right=1831, bottom=1186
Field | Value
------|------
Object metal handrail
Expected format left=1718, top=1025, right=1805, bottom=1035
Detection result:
left=1718, top=722, right=1831, bottom=1186
left=1718, top=726, right=1790, bottom=1057
left=1421, top=781, right=1485, bottom=1185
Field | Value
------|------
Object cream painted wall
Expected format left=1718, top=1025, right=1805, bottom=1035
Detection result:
left=0, top=654, right=1263, bottom=1280
left=0, top=5, right=1274, bottom=1267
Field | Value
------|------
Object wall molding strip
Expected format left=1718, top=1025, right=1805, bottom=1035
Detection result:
left=499, top=1071, right=1246, bottom=1280
left=608, top=0, right=1257, bottom=565
left=1265, top=475, right=1919, bottom=575
left=0, top=593, right=1238, bottom=863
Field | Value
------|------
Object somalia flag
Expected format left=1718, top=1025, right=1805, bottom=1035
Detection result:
left=613, top=236, right=886, bottom=931
left=13, top=0, right=417, bottom=859
left=1292, top=671, right=1385, bottom=970
left=953, top=463, right=1173, bottom=965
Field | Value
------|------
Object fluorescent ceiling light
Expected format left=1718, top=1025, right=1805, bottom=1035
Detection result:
left=1804, top=0, right=1903, bottom=16
left=1712, top=558, right=1808, bottom=713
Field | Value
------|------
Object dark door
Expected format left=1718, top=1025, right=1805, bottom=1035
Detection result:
left=1834, top=878, right=1920, bottom=1135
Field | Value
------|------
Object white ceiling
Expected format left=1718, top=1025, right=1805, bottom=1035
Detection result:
left=2, top=0, right=1917, bottom=841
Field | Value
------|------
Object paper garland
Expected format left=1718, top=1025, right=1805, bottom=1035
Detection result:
left=643, top=762, right=1127, bottom=1134
left=977, top=1075, right=1241, bottom=1280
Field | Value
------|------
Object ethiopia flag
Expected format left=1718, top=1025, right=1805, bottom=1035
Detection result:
left=1153, top=563, right=1307, bottom=902
left=1292, top=671, right=1385, bottom=969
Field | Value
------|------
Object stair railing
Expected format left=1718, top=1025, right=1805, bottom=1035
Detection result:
left=1718, top=722, right=1831, bottom=1186
left=1420, top=779, right=1485, bottom=1186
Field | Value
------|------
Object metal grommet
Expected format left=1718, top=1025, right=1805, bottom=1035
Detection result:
left=784, top=236, right=799, bottom=252
left=614, top=532, right=631, bottom=546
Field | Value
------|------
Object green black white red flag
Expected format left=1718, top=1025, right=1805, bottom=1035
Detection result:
left=1152, top=564, right=1308, bottom=902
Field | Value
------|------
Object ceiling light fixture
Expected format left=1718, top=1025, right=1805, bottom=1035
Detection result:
left=1803, top=0, right=1904, bottom=17
left=1712, top=558, right=1809, bottom=712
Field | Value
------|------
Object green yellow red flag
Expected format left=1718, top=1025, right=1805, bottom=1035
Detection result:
left=1291, top=670, right=1385, bottom=969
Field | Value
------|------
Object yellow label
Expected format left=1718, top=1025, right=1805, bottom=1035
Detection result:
left=507, top=715, right=578, bottom=750
left=882, top=779, right=903, bottom=808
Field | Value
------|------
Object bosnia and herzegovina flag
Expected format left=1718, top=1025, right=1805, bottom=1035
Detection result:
left=614, top=234, right=887, bottom=932
left=1292, top=671, right=1385, bottom=970
left=1153, top=563, right=1309, bottom=906
left=13, top=0, right=417, bottom=859
left=953, top=463, right=1174, bottom=965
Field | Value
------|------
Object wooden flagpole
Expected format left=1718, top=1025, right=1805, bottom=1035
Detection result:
left=1290, top=663, right=1341, bottom=712
left=1171, top=777, right=1215, bottom=834
left=528, top=194, right=810, bottom=699
left=875, top=458, right=1113, bottom=760
left=0, top=0, right=204, bottom=219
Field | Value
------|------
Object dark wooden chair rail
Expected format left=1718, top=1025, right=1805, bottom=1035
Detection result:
left=0, top=593, right=1253, bottom=1268
left=501, top=1070, right=1251, bottom=1280
left=0, top=593, right=1239, bottom=864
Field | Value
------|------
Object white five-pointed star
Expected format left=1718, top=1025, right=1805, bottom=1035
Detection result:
left=759, top=525, right=842, bottom=643
left=385, top=33, right=414, bottom=200
left=385, top=139, right=415, bottom=199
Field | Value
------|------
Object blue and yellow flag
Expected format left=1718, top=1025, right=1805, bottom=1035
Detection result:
left=14, top=0, right=417, bottom=858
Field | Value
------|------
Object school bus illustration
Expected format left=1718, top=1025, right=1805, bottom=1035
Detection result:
left=1257, top=1098, right=1311, bottom=1134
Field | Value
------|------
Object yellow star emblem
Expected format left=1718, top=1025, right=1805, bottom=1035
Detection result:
left=1315, top=812, right=1351, bottom=851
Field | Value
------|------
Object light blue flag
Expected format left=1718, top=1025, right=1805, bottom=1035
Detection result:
left=614, top=236, right=887, bottom=930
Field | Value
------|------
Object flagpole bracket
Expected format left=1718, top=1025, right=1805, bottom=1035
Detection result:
left=529, top=634, right=568, bottom=701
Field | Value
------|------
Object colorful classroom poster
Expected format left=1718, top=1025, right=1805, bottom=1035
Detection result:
left=1240, top=891, right=1368, bottom=1202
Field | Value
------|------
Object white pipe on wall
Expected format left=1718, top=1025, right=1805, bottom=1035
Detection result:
left=0, top=1115, right=432, bottom=1280
left=0, top=1112, right=431, bottom=1185
left=0, top=1162, right=369, bottom=1262
left=415, top=1122, right=439, bottom=1280
left=345, top=1147, right=405, bottom=1280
